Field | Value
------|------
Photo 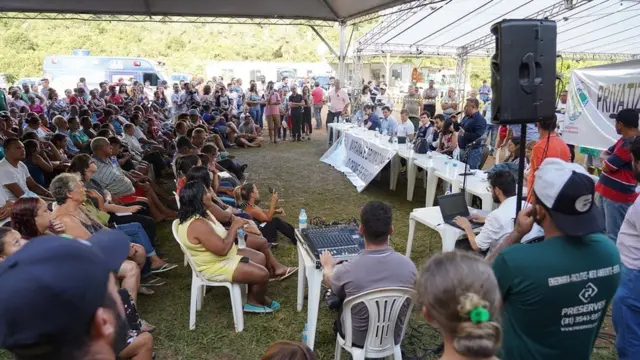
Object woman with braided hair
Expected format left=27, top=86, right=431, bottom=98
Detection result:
left=416, top=251, right=502, bottom=360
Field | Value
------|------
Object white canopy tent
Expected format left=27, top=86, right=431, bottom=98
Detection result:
left=0, top=0, right=423, bottom=81
left=352, top=0, right=640, bottom=96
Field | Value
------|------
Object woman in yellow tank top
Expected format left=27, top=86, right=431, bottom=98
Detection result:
left=177, top=181, right=280, bottom=313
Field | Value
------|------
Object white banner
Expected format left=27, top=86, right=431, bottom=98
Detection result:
left=563, top=60, right=640, bottom=150
left=320, top=131, right=396, bottom=192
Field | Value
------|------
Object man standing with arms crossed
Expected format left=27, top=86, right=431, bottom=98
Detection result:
left=326, top=79, right=349, bottom=145
left=422, top=80, right=438, bottom=118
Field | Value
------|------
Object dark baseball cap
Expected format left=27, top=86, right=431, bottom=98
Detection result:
left=533, top=158, right=604, bottom=237
left=0, top=231, right=130, bottom=351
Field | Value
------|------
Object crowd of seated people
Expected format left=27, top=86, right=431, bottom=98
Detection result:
left=0, top=77, right=637, bottom=360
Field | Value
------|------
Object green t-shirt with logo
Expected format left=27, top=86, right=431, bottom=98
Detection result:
left=493, top=233, right=620, bottom=360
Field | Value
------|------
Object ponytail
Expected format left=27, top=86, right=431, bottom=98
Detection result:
left=234, top=183, right=254, bottom=206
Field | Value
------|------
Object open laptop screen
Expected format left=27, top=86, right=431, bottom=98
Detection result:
left=438, top=193, right=470, bottom=221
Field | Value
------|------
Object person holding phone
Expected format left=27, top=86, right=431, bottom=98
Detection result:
left=234, top=183, right=296, bottom=246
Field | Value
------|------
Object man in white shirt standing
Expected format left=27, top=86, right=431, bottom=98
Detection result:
left=453, top=170, right=543, bottom=256
left=326, top=79, right=350, bottom=145
left=0, top=138, right=51, bottom=201
left=375, top=85, right=394, bottom=116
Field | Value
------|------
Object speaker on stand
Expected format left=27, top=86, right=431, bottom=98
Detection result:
left=490, top=19, right=557, bottom=214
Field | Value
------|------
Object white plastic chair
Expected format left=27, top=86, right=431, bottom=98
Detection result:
left=335, top=287, right=417, bottom=360
left=171, top=220, right=245, bottom=332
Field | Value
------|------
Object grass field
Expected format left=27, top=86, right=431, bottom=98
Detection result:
left=0, top=129, right=618, bottom=360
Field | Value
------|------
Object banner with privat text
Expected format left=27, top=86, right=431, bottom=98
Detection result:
left=320, top=132, right=396, bottom=192
left=563, top=60, right=640, bottom=150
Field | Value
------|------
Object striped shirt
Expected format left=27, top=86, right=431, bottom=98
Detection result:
left=596, top=137, right=639, bottom=204
left=91, top=156, right=135, bottom=197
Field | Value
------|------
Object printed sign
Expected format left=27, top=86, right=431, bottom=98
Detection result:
left=320, top=131, right=396, bottom=192
left=563, top=60, right=640, bottom=150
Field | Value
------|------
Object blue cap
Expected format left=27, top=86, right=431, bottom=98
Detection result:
left=0, top=230, right=130, bottom=351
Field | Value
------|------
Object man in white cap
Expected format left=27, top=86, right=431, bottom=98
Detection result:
left=489, top=158, right=621, bottom=360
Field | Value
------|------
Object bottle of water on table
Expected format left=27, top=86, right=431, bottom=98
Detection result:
left=443, top=160, right=450, bottom=176
left=237, top=228, right=246, bottom=249
left=299, top=209, right=307, bottom=230
left=451, top=162, right=458, bottom=180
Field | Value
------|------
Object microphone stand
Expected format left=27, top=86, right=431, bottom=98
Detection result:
left=515, top=123, right=527, bottom=216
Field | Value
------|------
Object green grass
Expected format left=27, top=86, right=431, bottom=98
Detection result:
left=0, top=131, right=618, bottom=359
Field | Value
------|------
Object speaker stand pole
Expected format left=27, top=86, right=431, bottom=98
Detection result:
left=515, top=123, right=527, bottom=216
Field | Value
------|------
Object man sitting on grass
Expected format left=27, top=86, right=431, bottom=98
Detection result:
left=236, top=115, right=263, bottom=148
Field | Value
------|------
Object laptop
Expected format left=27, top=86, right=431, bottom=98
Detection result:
left=437, top=192, right=483, bottom=230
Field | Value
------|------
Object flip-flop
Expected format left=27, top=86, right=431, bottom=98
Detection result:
left=270, top=267, right=298, bottom=282
left=140, top=319, right=156, bottom=333
left=141, top=276, right=166, bottom=287
left=243, top=304, right=274, bottom=314
left=139, top=287, right=155, bottom=296
left=269, top=300, right=281, bottom=311
left=151, top=263, right=178, bottom=274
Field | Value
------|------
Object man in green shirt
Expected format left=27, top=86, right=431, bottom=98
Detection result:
left=489, top=158, right=621, bottom=360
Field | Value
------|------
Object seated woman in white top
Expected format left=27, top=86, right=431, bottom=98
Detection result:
left=177, top=181, right=281, bottom=313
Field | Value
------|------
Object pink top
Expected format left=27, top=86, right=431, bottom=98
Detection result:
left=328, top=88, right=349, bottom=112
left=265, top=92, right=281, bottom=116
left=312, top=87, right=324, bottom=105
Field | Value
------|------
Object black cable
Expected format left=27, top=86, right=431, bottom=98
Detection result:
left=384, top=0, right=453, bottom=44
left=411, top=0, right=496, bottom=46
left=441, top=0, right=533, bottom=45
left=563, top=24, right=638, bottom=52
left=555, top=0, right=621, bottom=34
left=557, top=2, right=640, bottom=42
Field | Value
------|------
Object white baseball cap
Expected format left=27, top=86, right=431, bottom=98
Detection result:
left=533, top=158, right=604, bottom=237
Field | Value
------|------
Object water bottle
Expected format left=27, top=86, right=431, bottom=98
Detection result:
left=299, top=209, right=307, bottom=230
left=302, top=323, right=308, bottom=343
left=237, top=228, right=246, bottom=249
left=451, top=162, right=458, bottom=180
left=443, top=160, right=450, bottom=175
left=427, top=152, right=434, bottom=167
left=392, top=135, right=399, bottom=149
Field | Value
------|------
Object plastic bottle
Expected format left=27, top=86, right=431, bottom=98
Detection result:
left=443, top=160, right=450, bottom=176
left=302, top=323, right=308, bottom=343
left=237, top=228, right=246, bottom=249
left=451, top=162, right=458, bottom=180
left=299, top=209, right=307, bottom=230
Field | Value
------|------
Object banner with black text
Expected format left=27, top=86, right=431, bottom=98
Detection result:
left=320, top=132, right=396, bottom=192
left=564, top=60, right=640, bottom=149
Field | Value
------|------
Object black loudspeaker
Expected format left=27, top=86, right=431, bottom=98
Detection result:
left=490, top=19, right=557, bottom=124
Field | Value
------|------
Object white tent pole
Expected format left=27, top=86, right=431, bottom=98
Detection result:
left=385, top=53, right=391, bottom=85
left=338, top=22, right=346, bottom=81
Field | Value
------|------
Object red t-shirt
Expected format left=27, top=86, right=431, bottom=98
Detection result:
left=109, top=94, right=123, bottom=105
left=312, top=87, right=324, bottom=105
left=596, top=137, right=639, bottom=203
left=527, top=134, right=571, bottom=191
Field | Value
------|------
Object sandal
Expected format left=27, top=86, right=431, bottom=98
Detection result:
left=270, top=267, right=298, bottom=282
left=151, top=263, right=178, bottom=274
left=140, top=319, right=156, bottom=333
left=139, top=287, right=155, bottom=296
left=243, top=303, right=274, bottom=314
left=141, top=275, right=166, bottom=287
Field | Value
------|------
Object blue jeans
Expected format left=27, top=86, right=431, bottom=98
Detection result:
left=485, top=124, right=499, bottom=148
left=462, top=147, right=482, bottom=170
left=596, top=196, right=631, bottom=242
left=249, top=109, right=261, bottom=128
left=259, top=104, right=266, bottom=128
left=613, top=264, right=640, bottom=359
left=313, top=104, right=323, bottom=129
left=115, top=223, right=155, bottom=275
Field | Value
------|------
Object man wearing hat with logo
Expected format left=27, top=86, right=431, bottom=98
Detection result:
left=489, top=158, right=621, bottom=360
left=0, top=231, right=149, bottom=360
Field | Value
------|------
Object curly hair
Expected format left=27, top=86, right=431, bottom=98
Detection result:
left=10, top=197, right=43, bottom=239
